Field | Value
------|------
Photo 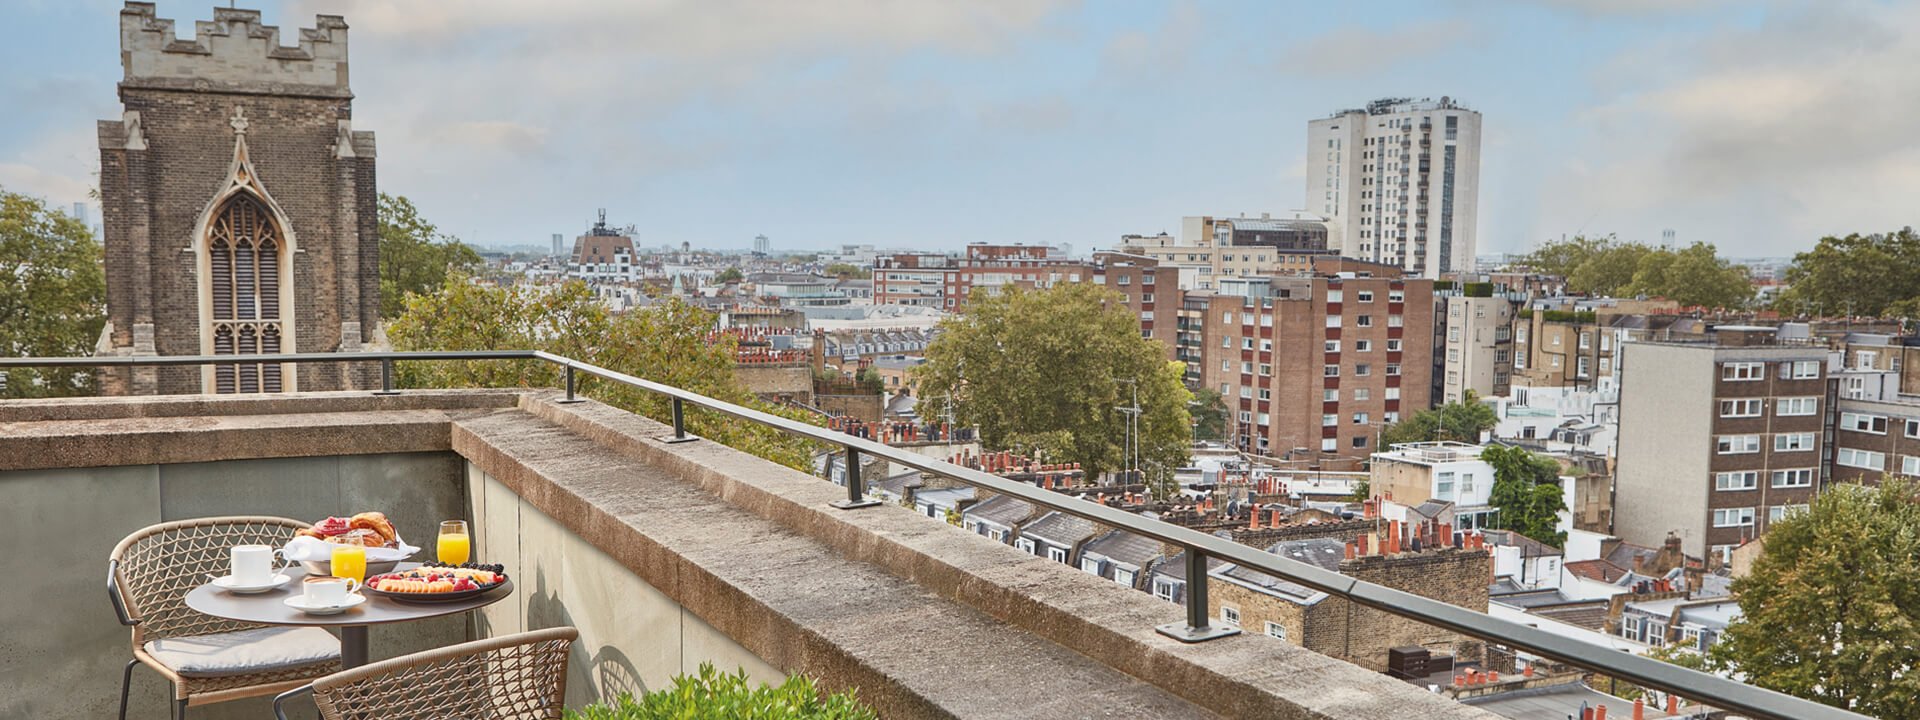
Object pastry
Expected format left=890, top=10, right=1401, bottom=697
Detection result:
left=349, top=512, right=397, bottom=544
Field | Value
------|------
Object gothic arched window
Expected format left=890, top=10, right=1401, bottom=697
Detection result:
left=207, top=193, right=284, bottom=392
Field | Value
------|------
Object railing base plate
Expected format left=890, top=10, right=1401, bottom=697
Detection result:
left=371, top=390, right=401, bottom=397
left=664, top=434, right=700, bottom=444
left=829, top=499, right=882, bottom=510
left=554, top=398, right=586, bottom=405
left=1155, top=622, right=1240, bottom=643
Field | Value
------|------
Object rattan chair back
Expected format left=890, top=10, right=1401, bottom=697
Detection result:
left=310, top=627, right=578, bottom=720
left=109, top=515, right=309, bottom=645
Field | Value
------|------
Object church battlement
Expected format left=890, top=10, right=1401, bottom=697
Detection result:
left=120, top=2, right=351, bottom=97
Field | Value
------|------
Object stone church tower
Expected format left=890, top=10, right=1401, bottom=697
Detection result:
left=97, top=3, right=381, bottom=394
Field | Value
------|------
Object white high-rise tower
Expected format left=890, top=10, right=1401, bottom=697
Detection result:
left=1307, top=97, right=1481, bottom=278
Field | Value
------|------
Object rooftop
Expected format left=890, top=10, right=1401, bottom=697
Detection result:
left=0, top=350, right=1863, bottom=720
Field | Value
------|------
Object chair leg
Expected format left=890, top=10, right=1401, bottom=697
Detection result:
left=117, top=659, right=137, bottom=720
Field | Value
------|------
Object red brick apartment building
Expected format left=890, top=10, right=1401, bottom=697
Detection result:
left=1186, top=261, right=1435, bottom=460
left=873, top=245, right=1180, bottom=354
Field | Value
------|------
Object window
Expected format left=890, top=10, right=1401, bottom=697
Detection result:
left=1837, top=447, right=1887, bottom=470
left=1579, top=332, right=1591, bottom=350
left=1777, top=397, right=1819, bottom=416
left=1386, top=339, right=1402, bottom=352
left=1389, top=290, right=1404, bottom=302
left=1576, top=356, right=1591, bottom=378
left=1259, top=388, right=1271, bottom=400
left=1621, top=615, right=1641, bottom=641
left=1265, top=621, right=1287, bottom=640
left=1353, top=412, right=1369, bottom=425
left=1046, top=546, right=1068, bottom=563
left=1222, top=606, right=1241, bottom=626
left=1715, top=471, right=1757, bottom=491
left=1716, top=435, right=1760, bottom=454
left=1115, top=568, right=1136, bottom=587
left=1768, top=505, right=1808, bottom=523
left=1325, top=316, right=1342, bottom=328
left=1771, top=469, right=1814, bottom=488
left=1908, top=419, right=1920, bottom=439
left=1259, top=364, right=1272, bottom=376
left=988, top=528, right=1006, bottom=542
left=1788, top=361, right=1820, bottom=379
left=1080, top=558, right=1102, bottom=574
left=1323, top=389, right=1339, bottom=402
left=1357, top=291, right=1374, bottom=303
left=1448, top=327, right=1461, bottom=343
left=1355, top=340, right=1372, bottom=352
left=1386, top=364, right=1401, bottom=376
left=1385, top=387, right=1401, bottom=400
left=1153, top=579, right=1178, bottom=602
left=1906, top=456, right=1920, bottom=476
left=1326, top=289, right=1344, bottom=302
left=1015, top=538, right=1036, bottom=554
left=1719, top=399, right=1762, bottom=418
left=1353, top=388, right=1370, bottom=401
left=1325, top=340, right=1340, bottom=353
left=1355, top=364, right=1372, bottom=376
left=1323, top=365, right=1340, bottom=377
left=1437, top=471, right=1456, bottom=498
left=1356, top=315, right=1374, bottom=328
left=1323, top=414, right=1338, bottom=427
left=1713, top=508, right=1756, bottom=527
left=1352, top=435, right=1368, bottom=448
left=1722, top=362, right=1764, bottom=381
left=206, top=193, right=288, bottom=393
left=1388, top=315, right=1404, bottom=327
left=1842, top=412, right=1888, bottom=434
left=1774, top=433, right=1816, bottom=452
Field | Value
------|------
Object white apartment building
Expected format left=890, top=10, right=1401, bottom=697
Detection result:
left=1307, top=97, right=1482, bottom=278
left=1368, top=441, right=1498, bottom=529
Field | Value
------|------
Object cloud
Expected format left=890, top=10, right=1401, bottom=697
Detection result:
left=1278, top=19, right=1476, bottom=78
left=434, top=121, right=550, bottom=157
left=1507, top=0, right=1730, bottom=17
left=0, top=127, right=98, bottom=208
left=1531, top=1, right=1920, bottom=254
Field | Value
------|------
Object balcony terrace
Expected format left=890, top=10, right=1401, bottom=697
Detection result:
left=0, top=352, right=1867, bottom=720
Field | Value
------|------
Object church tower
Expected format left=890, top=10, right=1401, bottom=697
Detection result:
left=97, top=3, right=381, bottom=394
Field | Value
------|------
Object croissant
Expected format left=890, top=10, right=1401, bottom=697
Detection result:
left=295, top=528, right=325, bottom=540
left=326, top=528, right=388, bottom=547
left=349, top=512, right=397, bottom=543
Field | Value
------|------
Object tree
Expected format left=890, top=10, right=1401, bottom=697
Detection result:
left=1775, top=227, right=1920, bottom=318
left=1709, top=478, right=1920, bottom=718
left=1190, top=387, right=1229, bottom=442
left=823, top=263, right=871, bottom=279
left=714, top=267, right=744, bottom=284
left=915, top=283, right=1191, bottom=493
left=1480, top=444, right=1567, bottom=547
left=1625, top=242, right=1752, bottom=309
left=387, top=274, right=820, bottom=470
left=0, top=188, right=105, bottom=397
left=1377, top=392, right=1498, bottom=447
left=1564, top=241, right=1649, bottom=297
left=378, top=193, right=481, bottom=319
left=1519, top=234, right=1612, bottom=279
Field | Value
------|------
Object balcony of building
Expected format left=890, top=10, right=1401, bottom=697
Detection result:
left=0, top=352, right=1864, bottom=720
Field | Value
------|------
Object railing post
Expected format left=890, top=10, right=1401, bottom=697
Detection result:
left=665, top=396, right=698, bottom=443
left=372, top=357, right=400, bottom=396
left=1155, top=549, right=1239, bottom=643
left=830, top=446, right=881, bottom=509
left=556, top=364, right=584, bottom=404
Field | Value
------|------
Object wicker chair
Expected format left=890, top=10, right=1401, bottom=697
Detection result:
left=274, top=627, right=578, bottom=720
left=109, top=516, right=343, bottom=719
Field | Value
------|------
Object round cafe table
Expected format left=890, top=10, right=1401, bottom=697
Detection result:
left=184, top=563, right=513, bottom=668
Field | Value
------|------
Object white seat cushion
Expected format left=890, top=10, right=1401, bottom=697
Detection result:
left=143, top=626, right=340, bottom=678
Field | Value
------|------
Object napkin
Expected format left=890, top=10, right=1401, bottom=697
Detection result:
left=282, top=535, right=420, bottom=562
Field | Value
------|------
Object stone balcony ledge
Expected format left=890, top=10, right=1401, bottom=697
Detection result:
left=1, top=390, right=1496, bottom=719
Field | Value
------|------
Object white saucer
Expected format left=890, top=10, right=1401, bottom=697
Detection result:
left=283, top=593, right=367, bottom=616
left=209, top=573, right=293, bottom=594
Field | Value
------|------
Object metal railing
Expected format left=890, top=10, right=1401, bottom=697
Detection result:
left=0, top=350, right=1870, bottom=720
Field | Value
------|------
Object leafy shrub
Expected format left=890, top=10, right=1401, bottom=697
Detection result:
left=565, top=663, right=876, bottom=720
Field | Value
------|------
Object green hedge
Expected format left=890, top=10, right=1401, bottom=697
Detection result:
left=565, top=664, right=876, bottom=720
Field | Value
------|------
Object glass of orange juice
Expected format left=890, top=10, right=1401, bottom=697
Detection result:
left=438, top=520, right=471, bottom=565
left=330, top=544, right=367, bottom=583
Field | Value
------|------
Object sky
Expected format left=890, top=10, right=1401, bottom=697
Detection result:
left=2, top=0, right=1916, bottom=257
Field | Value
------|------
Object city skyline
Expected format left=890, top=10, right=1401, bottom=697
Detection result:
left=2, top=1, right=1916, bottom=257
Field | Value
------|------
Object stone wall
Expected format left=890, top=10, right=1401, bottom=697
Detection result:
left=1333, top=548, right=1492, bottom=670
left=732, top=365, right=812, bottom=405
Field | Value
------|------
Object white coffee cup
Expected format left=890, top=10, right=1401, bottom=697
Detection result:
left=230, top=545, right=289, bottom=586
left=304, top=576, right=360, bottom=607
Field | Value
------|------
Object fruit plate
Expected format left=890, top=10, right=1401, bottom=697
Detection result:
left=363, top=580, right=505, bottom=604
